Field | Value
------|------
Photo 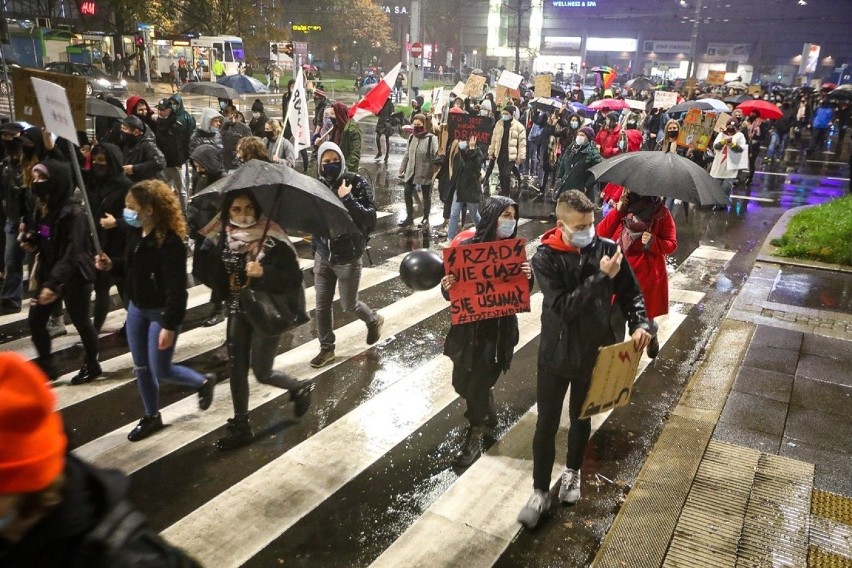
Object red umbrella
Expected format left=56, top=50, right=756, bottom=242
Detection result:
left=589, top=98, right=629, bottom=110
left=736, top=99, right=782, bottom=120
left=822, top=82, right=837, bottom=90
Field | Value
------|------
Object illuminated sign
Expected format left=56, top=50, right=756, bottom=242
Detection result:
left=381, top=4, right=410, bottom=14
left=81, top=1, right=96, bottom=15
left=643, top=40, right=691, bottom=54
left=552, top=0, right=598, bottom=6
left=292, top=24, right=322, bottom=32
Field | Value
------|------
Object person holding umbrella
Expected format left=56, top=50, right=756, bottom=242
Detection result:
left=211, top=189, right=314, bottom=451
left=709, top=117, right=747, bottom=211
left=743, top=110, right=767, bottom=186
left=597, top=190, right=676, bottom=359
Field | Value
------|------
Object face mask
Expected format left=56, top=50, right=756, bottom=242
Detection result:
left=502, top=114, right=511, bottom=122
left=458, top=141, right=468, bottom=151
left=210, top=125, right=220, bottom=133
left=123, top=207, right=142, bottom=227
left=321, top=162, right=342, bottom=180
left=570, top=120, right=579, bottom=129
left=91, top=163, right=110, bottom=178
left=496, top=218, right=516, bottom=238
left=565, top=225, right=595, bottom=248
left=121, top=132, right=138, bottom=146
left=617, top=140, right=626, bottom=151
left=264, top=131, right=274, bottom=141
left=32, top=180, right=51, bottom=201
left=252, top=111, right=261, bottom=118
left=413, top=125, right=425, bottom=134
left=575, top=135, right=587, bottom=146
left=230, top=216, right=257, bottom=228
left=726, top=127, right=736, bottom=134
left=667, top=130, right=678, bottom=138
left=0, top=509, right=18, bottom=531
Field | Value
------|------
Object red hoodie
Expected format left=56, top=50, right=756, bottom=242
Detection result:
left=540, top=227, right=580, bottom=254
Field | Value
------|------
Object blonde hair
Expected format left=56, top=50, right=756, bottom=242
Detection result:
left=128, top=180, right=187, bottom=246
left=236, top=136, right=268, bottom=161
left=265, top=119, right=282, bottom=137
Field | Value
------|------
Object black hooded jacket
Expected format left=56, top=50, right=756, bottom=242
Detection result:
left=31, top=159, right=96, bottom=292
left=0, top=455, right=202, bottom=567
left=122, top=126, right=166, bottom=182
left=154, top=112, right=189, bottom=167
left=84, top=143, right=132, bottom=258
left=442, top=196, right=533, bottom=372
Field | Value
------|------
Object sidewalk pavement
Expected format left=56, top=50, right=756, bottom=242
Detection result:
left=593, top=213, right=852, bottom=567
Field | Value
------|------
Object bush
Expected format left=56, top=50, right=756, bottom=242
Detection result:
left=770, top=196, right=852, bottom=266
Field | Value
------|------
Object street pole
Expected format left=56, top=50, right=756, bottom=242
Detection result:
left=408, top=0, right=421, bottom=104
left=515, top=0, right=522, bottom=73
left=686, top=0, right=702, bottom=79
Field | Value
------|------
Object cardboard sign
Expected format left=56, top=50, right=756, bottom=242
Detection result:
left=534, top=74, right=552, bottom=98
left=495, top=85, right=520, bottom=104
left=677, top=108, right=716, bottom=151
left=714, top=112, right=732, bottom=133
left=497, top=69, right=523, bottom=90
left=747, top=84, right=763, bottom=97
left=446, top=113, right=493, bottom=150
left=11, top=67, right=87, bottom=131
left=443, top=238, right=530, bottom=325
left=623, top=99, right=646, bottom=111
left=432, top=87, right=445, bottom=115
left=30, top=78, right=79, bottom=145
left=463, top=74, right=486, bottom=97
left=706, top=70, right=726, bottom=86
left=685, top=77, right=698, bottom=90
left=451, top=81, right=466, bottom=97
left=580, top=339, right=642, bottom=419
left=653, top=90, right=678, bottom=110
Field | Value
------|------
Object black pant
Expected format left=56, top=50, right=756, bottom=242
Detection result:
left=532, top=366, right=592, bottom=491
left=29, top=280, right=98, bottom=368
left=375, top=132, right=390, bottom=156
left=404, top=181, right=431, bottom=221
left=496, top=158, right=521, bottom=196
left=747, top=140, right=761, bottom=181
left=452, top=360, right=500, bottom=427
left=93, top=269, right=125, bottom=332
left=226, top=313, right=301, bottom=417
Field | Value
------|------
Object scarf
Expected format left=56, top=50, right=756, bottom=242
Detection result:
left=199, top=215, right=289, bottom=256
left=747, top=118, right=763, bottom=141
left=620, top=213, right=651, bottom=251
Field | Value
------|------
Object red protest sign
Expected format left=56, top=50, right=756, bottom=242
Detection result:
left=443, top=238, right=530, bottom=325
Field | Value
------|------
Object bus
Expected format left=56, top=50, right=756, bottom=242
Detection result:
left=191, top=35, right=245, bottom=79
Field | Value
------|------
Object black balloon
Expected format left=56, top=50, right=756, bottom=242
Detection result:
left=399, top=249, right=444, bottom=291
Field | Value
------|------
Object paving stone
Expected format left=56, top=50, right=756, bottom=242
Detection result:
left=719, top=391, right=789, bottom=437
left=791, top=376, right=852, bottom=418
left=785, top=405, right=852, bottom=454
left=732, top=366, right=794, bottom=404
left=751, top=325, right=804, bottom=351
left=780, top=438, right=852, bottom=497
left=801, top=333, right=852, bottom=362
left=742, top=344, right=801, bottom=375
left=712, top=421, right=782, bottom=454
left=796, top=354, right=852, bottom=388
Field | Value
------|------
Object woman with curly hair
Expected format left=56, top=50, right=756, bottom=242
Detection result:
left=96, top=180, right=215, bottom=442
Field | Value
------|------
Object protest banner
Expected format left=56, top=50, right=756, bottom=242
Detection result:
left=653, top=90, right=678, bottom=110
left=12, top=67, right=86, bottom=131
left=497, top=69, right=523, bottom=90
left=495, top=84, right=520, bottom=104
left=706, top=70, right=726, bottom=85
left=446, top=113, right=493, bottom=150
left=432, top=86, right=445, bottom=116
left=451, top=81, right=466, bottom=97
left=534, top=74, right=552, bottom=98
left=714, top=112, right=732, bottom=133
left=677, top=108, right=716, bottom=151
left=747, top=84, right=763, bottom=97
left=623, top=99, right=647, bottom=111
left=463, top=74, right=486, bottom=97
left=580, top=339, right=642, bottom=419
left=443, top=238, right=530, bottom=325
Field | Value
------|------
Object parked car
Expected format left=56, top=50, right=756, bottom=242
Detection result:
left=43, top=62, right=128, bottom=97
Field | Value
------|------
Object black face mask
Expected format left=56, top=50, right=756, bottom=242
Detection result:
left=121, top=132, right=139, bottom=146
left=91, top=163, right=110, bottom=178
left=726, top=127, right=736, bottom=134
left=32, top=180, right=52, bottom=201
left=263, top=131, right=274, bottom=141
left=667, top=130, right=678, bottom=138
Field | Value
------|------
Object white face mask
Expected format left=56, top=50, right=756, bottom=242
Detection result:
left=496, top=218, right=516, bottom=238
left=252, top=111, right=261, bottom=118
left=230, top=216, right=257, bottom=228
left=563, top=225, right=595, bottom=248
left=458, top=141, right=469, bottom=150
left=575, top=135, right=587, bottom=146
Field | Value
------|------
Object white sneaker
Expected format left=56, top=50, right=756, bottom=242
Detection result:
left=558, top=468, right=581, bottom=505
left=517, top=489, right=550, bottom=529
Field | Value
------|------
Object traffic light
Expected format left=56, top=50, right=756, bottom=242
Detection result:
left=134, top=34, right=143, bottom=47
left=271, top=43, right=278, bottom=55
left=282, top=42, right=293, bottom=56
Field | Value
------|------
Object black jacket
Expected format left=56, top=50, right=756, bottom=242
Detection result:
left=313, top=172, right=377, bottom=264
left=221, top=120, right=252, bottom=171
left=532, top=236, right=652, bottom=376
left=0, top=157, right=26, bottom=225
left=113, top=229, right=188, bottom=330
left=154, top=113, right=189, bottom=167
left=0, top=455, right=201, bottom=568
left=450, top=146, right=485, bottom=203
left=84, top=143, right=132, bottom=258
left=122, top=127, right=166, bottom=182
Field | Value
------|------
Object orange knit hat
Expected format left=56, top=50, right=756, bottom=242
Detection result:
left=0, top=352, right=67, bottom=493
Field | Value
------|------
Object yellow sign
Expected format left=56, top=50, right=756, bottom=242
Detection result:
left=580, top=340, right=642, bottom=419
left=747, top=84, right=763, bottom=97
left=685, top=77, right=698, bottom=91
left=292, top=24, right=322, bottom=32
left=677, top=108, right=716, bottom=151
left=11, top=67, right=87, bottom=131
left=462, top=74, right=486, bottom=97
left=534, top=74, right=552, bottom=98
left=706, top=70, right=726, bottom=86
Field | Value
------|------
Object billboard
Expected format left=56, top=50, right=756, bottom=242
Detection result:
left=800, top=43, right=820, bottom=74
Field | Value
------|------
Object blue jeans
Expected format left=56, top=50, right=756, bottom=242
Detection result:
left=126, top=301, right=205, bottom=416
left=1, top=220, right=24, bottom=307
left=313, top=254, right=377, bottom=351
left=766, top=131, right=786, bottom=161
left=448, top=193, right=481, bottom=241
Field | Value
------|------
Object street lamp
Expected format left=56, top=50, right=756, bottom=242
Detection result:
left=472, top=49, right=478, bottom=69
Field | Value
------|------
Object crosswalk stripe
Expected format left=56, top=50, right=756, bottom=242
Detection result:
left=161, top=294, right=545, bottom=567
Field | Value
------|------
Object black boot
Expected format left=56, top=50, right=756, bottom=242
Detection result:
left=647, top=335, right=660, bottom=359
left=216, top=416, right=253, bottom=451
left=398, top=217, right=413, bottom=228
left=70, top=362, right=103, bottom=385
left=290, top=380, right=315, bottom=417
left=203, top=302, right=226, bottom=327
left=128, top=414, right=164, bottom=442
left=452, top=426, right=483, bottom=468
left=35, top=357, right=59, bottom=382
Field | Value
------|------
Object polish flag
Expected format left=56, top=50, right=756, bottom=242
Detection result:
left=349, top=62, right=402, bottom=122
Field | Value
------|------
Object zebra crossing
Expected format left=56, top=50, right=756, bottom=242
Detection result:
left=0, top=206, right=736, bottom=566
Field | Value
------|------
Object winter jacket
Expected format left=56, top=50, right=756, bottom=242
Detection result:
left=597, top=203, right=677, bottom=319
left=449, top=143, right=484, bottom=203
left=488, top=118, right=527, bottom=162
left=709, top=131, right=746, bottom=179
left=339, top=118, right=362, bottom=173
left=122, top=126, right=166, bottom=182
left=169, top=94, right=196, bottom=134
left=0, top=157, right=26, bottom=225
left=376, top=98, right=395, bottom=135
left=154, top=112, right=189, bottom=167
left=0, top=455, right=202, bottom=568
left=188, top=108, right=224, bottom=156
left=249, top=111, right=268, bottom=139
left=31, top=160, right=96, bottom=293
left=595, top=124, right=623, bottom=158
left=266, top=135, right=297, bottom=167
left=125, top=95, right=155, bottom=131
left=532, top=229, right=652, bottom=376
left=221, top=120, right=252, bottom=171
left=555, top=141, right=602, bottom=196
left=84, top=143, right=132, bottom=259
left=313, top=141, right=377, bottom=264
left=812, top=106, right=834, bottom=129
left=400, top=133, right=439, bottom=186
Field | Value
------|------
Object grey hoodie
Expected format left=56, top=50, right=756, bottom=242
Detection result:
left=316, top=140, right=346, bottom=181
left=189, top=108, right=224, bottom=155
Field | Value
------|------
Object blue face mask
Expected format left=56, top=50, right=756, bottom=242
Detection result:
left=502, top=114, right=512, bottom=122
left=0, top=509, right=17, bottom=531
left=458, top=141, right=468, bottom=151
left=321, top=162, right=342, bottom=180
left=496, top=218, right=516, bottom=238
left=123, top=208, right=142, bottom=228
left=566, top=225, right=595, bottom=248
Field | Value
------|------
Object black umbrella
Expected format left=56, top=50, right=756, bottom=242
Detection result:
left=724, top=94, right=753, bottom=105
left=180, top=81, right=240, bottom=100
left=86, top=97, right=125, bottom=119
left=667, top=100, right=716, bottom=114
left=825, top=84, right=852, bottom=102
left=589, top=152, right=729, bottom=205
left=191, top=160, right=360, bottom=238
left=624, top=77, right=655, bottom=93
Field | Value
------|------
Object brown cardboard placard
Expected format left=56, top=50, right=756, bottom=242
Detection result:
left=534, top=74, right=552, bottom=98
left=714, top=112, right=732, bottom=133
left=463, top=74, right=486, bottom=97
left=580, top=339, right=642, bottom=419
left=677, top=107, right=716, bottom=151
left=11, top=67, right=87, bottom=131
left=706, top=70, right=726, bottom=86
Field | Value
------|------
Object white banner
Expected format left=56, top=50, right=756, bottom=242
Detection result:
left=31, top=77, right=78, bottom=145
left=497, top=69, right=523, bottom=90
left=653, top=91, right=678, bottom=110
left=287, top=68, right=312, bottom=155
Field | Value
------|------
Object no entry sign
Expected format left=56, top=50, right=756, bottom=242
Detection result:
left=410, top=42, right=423, bottom=58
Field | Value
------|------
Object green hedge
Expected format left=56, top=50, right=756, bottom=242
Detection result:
left=771, top=196, right=852, bottom=266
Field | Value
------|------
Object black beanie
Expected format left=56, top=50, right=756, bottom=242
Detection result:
left=504, top=105, right=517, bottom=115
left=251, top=99, right=264, bottom=112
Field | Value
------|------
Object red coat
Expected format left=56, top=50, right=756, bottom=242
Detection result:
left=594, top=124, right=622, bottom=159
left=597, top=204, right=677, bottom=319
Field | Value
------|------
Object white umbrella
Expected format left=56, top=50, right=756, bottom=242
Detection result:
left=696, top=98, right=730, bottom=112
left=725, top=81, right=748, bottom=90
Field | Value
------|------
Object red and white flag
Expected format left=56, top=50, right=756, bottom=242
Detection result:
left=349, top=62, right=402, bottom=122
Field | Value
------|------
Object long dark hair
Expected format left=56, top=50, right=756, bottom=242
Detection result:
left=471, top=195, right=517, bottom=244
left=220, top=189, right=263, bottom=226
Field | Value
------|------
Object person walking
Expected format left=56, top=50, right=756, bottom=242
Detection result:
left=310, top=141, right=382, bottom=369
left=0, top=123, right=29, bottom=315
left=553, top=126, right=601, bottom=202
left=331, top=101, right=362, bottom=173
left=517, top=190, right=653, bottom=529
left=441, top=196, right=533, bottom=467
left=153, top=99, right=190, bottom=211
left=743, top=110, right=767, bottom=186
left=808, top=99, right=834, bottom=156
left=189, top=108, right=224, bottom=157
left=95, top=180, right=215, bottom=442
left=446, top=136, right=484, bottom=241
left=24, top=159, right=100, bottom=384
left=597, top=190, right=676, bottom=358
left=375, top=94, right=395, bottom=163
left=709, top=117, right=747, bottom=211
left=487, top=105, right=526, bottom=197
left=212, top=189, right=314, bottom=450
left=120, top=116, right=166, bottom=183
left=398, top=113, right=439, bottom=228
left=263, top=119, right=297, bottom=168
